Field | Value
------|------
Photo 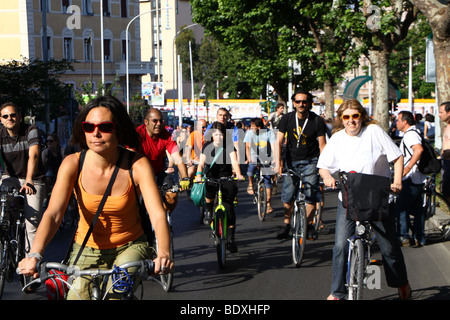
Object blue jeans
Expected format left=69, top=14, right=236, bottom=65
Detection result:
left=281, top=158, right=321, bottom=204
left=247, top=163, right=273, bottom=188
left=331, top=200, right=408, bottom=299
left=395, top=178, right=425, bottom=243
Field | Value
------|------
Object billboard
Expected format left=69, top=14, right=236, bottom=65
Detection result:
left=142, top=82, right=164, bottom=106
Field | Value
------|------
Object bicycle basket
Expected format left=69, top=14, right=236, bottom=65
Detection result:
left=191, top=181, right=206, bottom=207
left=340, top=172, right=390, bottom=221
left=45, top=269, right=69, bottom=300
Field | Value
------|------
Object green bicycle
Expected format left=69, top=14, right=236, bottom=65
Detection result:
left=202, top=176, right=239, bottom=269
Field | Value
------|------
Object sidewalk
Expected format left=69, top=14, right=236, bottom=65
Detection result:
left=427, top=205, right=450, bottom=251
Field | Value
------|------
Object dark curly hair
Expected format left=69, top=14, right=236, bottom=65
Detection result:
left=70, top=95, right=140, bottom=150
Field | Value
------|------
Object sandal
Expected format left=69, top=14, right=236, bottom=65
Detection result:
left=266, top=204, right=273, bottom=214
left=247, top=185, right=254, bottom=195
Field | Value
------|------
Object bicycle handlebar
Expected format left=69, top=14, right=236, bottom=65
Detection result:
left=21, top=259, right=155, bottom=292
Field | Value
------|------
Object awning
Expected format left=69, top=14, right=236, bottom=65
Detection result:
left=343, top=76, right=401, bottom=102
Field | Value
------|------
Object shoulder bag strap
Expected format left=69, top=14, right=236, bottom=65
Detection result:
left=204, top=146, right=223, bottom=176
left=72, top=147, right=124, bottom=266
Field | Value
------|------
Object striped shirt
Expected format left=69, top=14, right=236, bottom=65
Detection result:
left=0, top=123, right=45, bottom=180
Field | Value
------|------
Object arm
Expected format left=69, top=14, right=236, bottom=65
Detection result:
left=319, top=168, right=336, bottom=188
left=276, top=131, right=285, bottom=175
left=245, top=142, right=251, bottom=164
left=18, top=154, right=80, bottom=277
left=194, top=153, right=206, bottom=182
left=22, top=144, right=40, bottom=195
left=230, top=150, right=244, bottom=180
left=318, top=135, right=327, bottom=153
left=391, top=155, right=404, bottom=193
left=403, top=143, right=423, bottom=177
left=133, top=156, right=173, bottom=273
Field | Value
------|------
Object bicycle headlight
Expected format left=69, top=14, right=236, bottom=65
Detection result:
left=356, top=224, right=366, bottom=235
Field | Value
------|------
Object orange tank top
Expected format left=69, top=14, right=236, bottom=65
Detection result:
left=74, top=167, right=144, bottom=249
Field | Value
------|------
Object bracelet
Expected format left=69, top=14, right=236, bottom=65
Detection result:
left=28, top=252, right=43, bottom=261
left=196, top=172, right=202, bottom=175
left=181, top=177, right=190, bottom=181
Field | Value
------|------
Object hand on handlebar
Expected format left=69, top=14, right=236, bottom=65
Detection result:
left=17, top=256, right=40, bottom=279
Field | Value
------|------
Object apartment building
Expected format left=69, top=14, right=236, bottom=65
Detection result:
left=0, top=0, right=150, bottom=101
left=0, top=0, right=202, bottom=106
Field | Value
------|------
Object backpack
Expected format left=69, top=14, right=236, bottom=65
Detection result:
left=404, top=130, right=441, bottom=174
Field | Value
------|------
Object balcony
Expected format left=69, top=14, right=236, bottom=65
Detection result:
left=115, top=61, right=154, bottom=75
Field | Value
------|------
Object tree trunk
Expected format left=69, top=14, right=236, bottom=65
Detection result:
left=409, top=0, right=450, bottom=104
left=369, top=49, right=390, bottom=131
left=324, top=79, right=335, bottom=119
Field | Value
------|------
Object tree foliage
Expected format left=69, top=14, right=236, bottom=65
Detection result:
left=0, top=58, right=74, bottom=120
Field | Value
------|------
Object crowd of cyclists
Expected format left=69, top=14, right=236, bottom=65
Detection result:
left=3, top=90, right=443, bottom=300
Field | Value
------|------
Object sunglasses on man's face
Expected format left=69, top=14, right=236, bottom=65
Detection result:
left=341, top=113, right=361, bottom=121
left=82, top=121, right=115, bottom=133
left=1, top=113, right=17, bottom=119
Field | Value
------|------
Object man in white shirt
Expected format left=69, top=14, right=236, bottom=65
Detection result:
left=395, top=111, right=425, bottom=247
left=439, top=101, right=450, bottom=202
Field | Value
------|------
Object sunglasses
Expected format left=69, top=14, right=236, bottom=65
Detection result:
left=1, top=113, right=17, bottom=119
left=151, top=119, right=163, bottom=124
left=293, top=100, right=309, bottom=104
left=82, top=121, right=115, bottom=133
left=341, top=113, right=361, bottom=121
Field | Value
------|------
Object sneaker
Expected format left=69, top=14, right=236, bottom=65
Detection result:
left=307, top=225, right=318, bottom=240
left=227, top=240, right=238, bottom=253
left=399, top=237, right=411, bottom=247
left=203, top=211, right=212, bottom=224
left=276, top=224, right=291, bottom=239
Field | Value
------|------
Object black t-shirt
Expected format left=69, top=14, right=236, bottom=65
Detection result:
left=202, top=141, right=235, bottom=178
left=278, top=110, right=326, bottom=162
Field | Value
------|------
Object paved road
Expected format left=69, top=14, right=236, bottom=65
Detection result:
left=3, top=180, right=450, bottom=304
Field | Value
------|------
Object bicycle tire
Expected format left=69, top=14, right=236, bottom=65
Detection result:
left=257, top=182, right=267, bottom=222
left=425, top=192, right=450, bottom=243
left=347, top=238, right=365, bottom=300
left=292, top=204, right=307, bottom=267
left=16, top=220, right=31, bottom=290
left=423, top=189, right=436, bottom=220
left=159, top=226, right=174, bottom=292
left=215, top=210, right=227, bottom=269
left=313, top=201, right=323, bottom=232
left=0, top=237, right=7, bottom=298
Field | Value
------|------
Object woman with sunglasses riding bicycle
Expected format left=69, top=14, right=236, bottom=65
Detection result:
left=18, top=95, right=173, bottom=299
left=317, top=99, right=411, bottom=300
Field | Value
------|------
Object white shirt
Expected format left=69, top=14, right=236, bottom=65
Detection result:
left=317, top=124, right=402, bottom=178
left=399, top=126, right=427, bottom=184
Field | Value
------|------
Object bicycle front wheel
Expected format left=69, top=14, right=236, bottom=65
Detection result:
left=0, top=236, right=9, bottom=299
left=292, top=204, right=307, bottom=267
left=347, top=238, right=365, bottom=300
left=214, top=210, right=227, bottom=269
left=257, top=182, right=267, bottom=222
left=423, top=189, right=436, bottom=220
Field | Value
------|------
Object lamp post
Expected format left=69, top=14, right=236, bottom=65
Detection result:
left=126, top=5, right=171, bottom=113
left=172, top=23, right=197, bottom=125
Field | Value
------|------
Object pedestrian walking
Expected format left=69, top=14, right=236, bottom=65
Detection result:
left=395, top=111, right=426, bottom=247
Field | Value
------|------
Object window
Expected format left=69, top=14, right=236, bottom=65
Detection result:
left=62, top=0, right=70, bottom=13
left=122, top=40, right=127, bottom=61
left=63, top=37, right=73, bottom=60
left=104, top=39, right=111, bottom=61
left=41, top=0, right=50, bottom=12
left=83, top=0, right=93, bottom=15
left=84, top=37, right=93, bottom=61
left=121, top=0, right=127, bottom=18
left=103, top=0, right=110, bottom=16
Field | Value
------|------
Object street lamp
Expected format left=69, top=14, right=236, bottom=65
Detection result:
left=172, top=23, right=197, bottom=126
left=126, top=5, right=172, bottom=113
